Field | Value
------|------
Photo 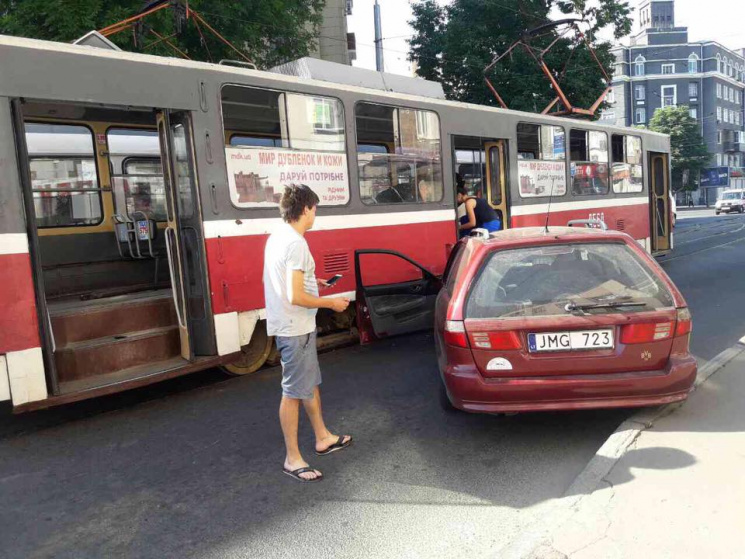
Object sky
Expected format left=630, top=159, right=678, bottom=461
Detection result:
left=347, top=0, right=745, bottom=76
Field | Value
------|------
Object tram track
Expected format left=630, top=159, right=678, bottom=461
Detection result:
left=660, top=217, right=745, bottom=263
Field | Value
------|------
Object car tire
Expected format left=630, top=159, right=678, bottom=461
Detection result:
left=439, top=381, right=458, bottom=412
left=716, top=211, right=721, bottom=215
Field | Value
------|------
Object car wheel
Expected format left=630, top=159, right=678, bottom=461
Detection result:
left=716, top=211, right=720, bottom=215
left=439, top=381, right=458, bottom=412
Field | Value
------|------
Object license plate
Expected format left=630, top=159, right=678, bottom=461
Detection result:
left=528, top=329, right=614, bottom=353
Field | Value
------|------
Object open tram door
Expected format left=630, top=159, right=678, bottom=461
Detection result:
left=484, top=141, right=510, bottom=229
left=649, top=152, right=672, bottom=253
left=156, top=110, right=213, bottom=360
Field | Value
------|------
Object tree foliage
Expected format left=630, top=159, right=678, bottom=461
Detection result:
left=648, top=105, right=711, bottom=192
left=0, top=0, right=325, bottom=68
left=409, top=0, right=632, bottom=114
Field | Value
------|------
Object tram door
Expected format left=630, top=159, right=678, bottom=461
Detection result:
left=156, top=110, right=212, bottom=360
left=484, top=141, right=510, bottom=229
left=649, top=152, right=671, bottom=252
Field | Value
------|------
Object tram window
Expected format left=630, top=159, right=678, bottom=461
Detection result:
left=516, top=123, right=567, bottom=198
left=570, top=130, right=609, bottom=196
left=25, top=123, right=103, bottom=228
left=455, top=149, right=486, bottom=198
left=355, top=102, right=443, bottom=205
left=108, top=128, right=167, bottom=222
left=221, top=85, right=350, bottom=208
left=611, top=134, right=644, bottom=193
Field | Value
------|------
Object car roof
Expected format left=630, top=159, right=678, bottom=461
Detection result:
left=474, top=226, right=629, bottom=247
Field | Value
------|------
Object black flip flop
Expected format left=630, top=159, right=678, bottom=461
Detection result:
left=283, top=466, right=323, bottom=483
left=316, top=435, right=353, bottom=456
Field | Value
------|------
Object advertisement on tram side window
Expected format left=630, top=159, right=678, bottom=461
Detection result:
left=225, top=147, right=350, bottom=207
left=517, top=160, right=567, bottom=197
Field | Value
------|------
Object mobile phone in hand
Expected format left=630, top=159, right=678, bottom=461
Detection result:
left=325, top=274, right=342, bottom=286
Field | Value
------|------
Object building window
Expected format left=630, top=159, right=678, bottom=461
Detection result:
left=635, top=55, right=645, bottom=76
left=689, top=107, right=698, bottom=119
left=736, top=90, right=741, bottom=104
left=636, top=108, right=646, bottom=124
left=688, top=54, right=698, bottom=74
left=220, top=85, right=349, bottom=208
left=570, top=130, right=609, bottom=196
left=724, top=109, right=730, bottom=124
left=716, top=153, right=722, bottom=166
left=729, top=62, right=734, bottom=77
left=717, top=54, right=722, bottom=74
left=737, top=112, right=741, bottom=126
left=717, top=130, right=722, bottom=144
left=717, top=83, right=722, bottom=98
left=516, top=123, right=567, bottom=198
left=717, top=106, right=722, bottom=122
left=635, top=84, right=646, bottom=100
left=661, top=85, right=676, bottom=107
left=688, top=82, right=698, bottom=98
left=729, top=88, right=735, bottom=102
left=25, top=123, right=103, bottom=228
left=355, top=103, right=443, bottom=205
left=661, top=63, right=675, bottom=75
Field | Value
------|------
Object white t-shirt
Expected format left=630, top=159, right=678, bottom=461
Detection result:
left=263, top=223, right=319, bottom=337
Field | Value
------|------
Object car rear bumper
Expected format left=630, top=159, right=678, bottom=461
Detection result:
left=442, top=354, right=697, bottom=413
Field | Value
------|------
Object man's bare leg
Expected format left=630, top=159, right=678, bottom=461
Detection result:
left=279, top=396, right=320, bottom=480
left=302, top=387, right=350, bottom=453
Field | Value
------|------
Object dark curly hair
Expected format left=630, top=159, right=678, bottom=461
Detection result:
left=279, top=184, right=320, bottom=223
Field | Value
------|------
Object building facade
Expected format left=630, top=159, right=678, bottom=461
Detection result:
left=309, top=0, right=356, bottom=66
left=604, top=0, right=745, bottom=202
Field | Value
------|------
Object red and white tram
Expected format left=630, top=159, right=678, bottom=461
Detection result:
left=0, top=35, right=672, bottom=410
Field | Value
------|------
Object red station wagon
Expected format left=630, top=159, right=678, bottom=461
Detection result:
left=432, top=227, right=697, bottom=413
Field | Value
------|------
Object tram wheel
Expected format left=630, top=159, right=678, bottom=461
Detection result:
left=221, top=320, right=273, bottom=376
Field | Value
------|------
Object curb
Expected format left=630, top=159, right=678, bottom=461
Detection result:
left=496, top=341, right=745, bottom=559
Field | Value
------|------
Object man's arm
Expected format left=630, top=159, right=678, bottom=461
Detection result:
left=290, top=270, right=349, bottom=312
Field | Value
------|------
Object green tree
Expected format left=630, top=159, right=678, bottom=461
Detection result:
left=409, top=0, right=632, bottom=114
left=648, top=105, right=710, bottom=192
left=0, top=0, right=325, bottom=68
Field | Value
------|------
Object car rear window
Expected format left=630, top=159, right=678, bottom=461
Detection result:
left=466, top=242, right=675, bottom=319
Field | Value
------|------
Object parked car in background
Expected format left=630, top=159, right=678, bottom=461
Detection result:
left=715, top=190, right=745, bottom=215
left=434, top=227, right=696, bottom=413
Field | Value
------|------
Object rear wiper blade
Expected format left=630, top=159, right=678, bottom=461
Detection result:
left=565, top=301, right=648, bottom=313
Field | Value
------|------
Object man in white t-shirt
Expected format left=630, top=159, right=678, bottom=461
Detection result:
left=264, top=184, right=352, bottom=483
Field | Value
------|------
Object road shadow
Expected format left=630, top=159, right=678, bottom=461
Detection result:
left=0, top=332, right=633, bottom=559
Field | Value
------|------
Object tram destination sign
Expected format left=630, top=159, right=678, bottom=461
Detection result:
left=225, top=147, right=350, bottom=207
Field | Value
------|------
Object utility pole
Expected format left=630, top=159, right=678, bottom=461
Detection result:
left=374, top=0, right=384, bottom=72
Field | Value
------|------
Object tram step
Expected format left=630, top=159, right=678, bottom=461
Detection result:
left=54, top=326, right=181, bottom=382
left=49, top=290, right=176, bottom=346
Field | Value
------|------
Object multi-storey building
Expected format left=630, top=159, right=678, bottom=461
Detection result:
left=309, top=0, right=356, bottom=65
left=604, top=0, right=745, bottom=202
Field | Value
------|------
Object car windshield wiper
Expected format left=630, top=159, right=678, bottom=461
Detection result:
left=564, top=301, right=648, bottom=313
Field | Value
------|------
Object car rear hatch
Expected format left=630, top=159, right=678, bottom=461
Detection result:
left=461, top=241, right=684, bottom=379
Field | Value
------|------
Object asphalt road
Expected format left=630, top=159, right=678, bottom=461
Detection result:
left=1, top=210, right=744, bottom=559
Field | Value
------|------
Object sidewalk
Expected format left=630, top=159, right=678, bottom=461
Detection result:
left=529, top=349, right=745, bottom=559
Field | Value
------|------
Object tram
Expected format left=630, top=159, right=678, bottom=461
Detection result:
left=0, top=35, right=673, bottom=411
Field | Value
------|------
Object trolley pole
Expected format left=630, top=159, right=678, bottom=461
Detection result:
left=374, top=0, right=385, bottom=72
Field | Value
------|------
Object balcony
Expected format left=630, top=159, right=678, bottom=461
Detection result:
left=723, top=141, right=745, bottom=153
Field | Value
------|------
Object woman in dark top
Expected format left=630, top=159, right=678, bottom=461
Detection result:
left=457, top=186, right=502, bottom=235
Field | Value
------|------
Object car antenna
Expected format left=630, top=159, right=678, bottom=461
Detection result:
left=544, top=177, right=556, bottom=234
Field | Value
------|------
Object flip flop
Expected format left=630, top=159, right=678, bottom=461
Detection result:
left=283, top=466, right=323, bottom=483
left=315, top=435, right=353, bottom=456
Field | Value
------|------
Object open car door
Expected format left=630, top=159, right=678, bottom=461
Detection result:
left=355, top=249, right=442, bottom=343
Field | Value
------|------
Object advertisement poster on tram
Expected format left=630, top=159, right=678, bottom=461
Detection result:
left=225, top=147, right=350, bottom=207
left=517, top=160, right=567, bottom=197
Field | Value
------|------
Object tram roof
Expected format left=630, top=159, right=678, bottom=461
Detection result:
left=0, top=34, right=668, bottom=141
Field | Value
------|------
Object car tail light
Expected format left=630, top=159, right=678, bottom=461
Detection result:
left=469, top=331, right=522, bottom=350
left=675, top=308, right=692, bottom=337
left=620, top=321, right=674, bottom=344
left=444, top=320, right=469, bottom=348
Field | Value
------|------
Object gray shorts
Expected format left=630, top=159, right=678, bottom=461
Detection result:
left=276, top=331, right=321, bottom=400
